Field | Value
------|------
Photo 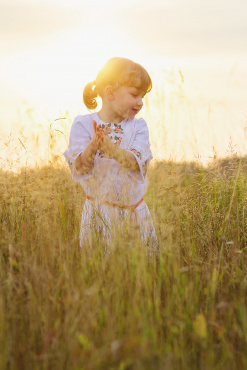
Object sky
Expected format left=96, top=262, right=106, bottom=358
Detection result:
left=2, top=0, right=247, bottom=56
left=1, top=0, right=247, bottom=162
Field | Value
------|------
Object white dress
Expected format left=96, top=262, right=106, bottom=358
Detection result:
left=63, top=112, right=158, bottom=255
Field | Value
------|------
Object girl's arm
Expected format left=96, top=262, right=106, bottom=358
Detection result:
left=98, top=128, right=139, bottom=172
left=111, top=145, right=139, bottom=172
left=75, top=139, right=98, bottom=175
left=75, top=120, right=100, bottom=175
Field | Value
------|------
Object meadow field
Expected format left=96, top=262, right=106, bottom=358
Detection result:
left=1, top=76, right=247, bottom=369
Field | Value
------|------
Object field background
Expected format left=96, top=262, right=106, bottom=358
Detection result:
left=1, top=69, right=247, bottom=369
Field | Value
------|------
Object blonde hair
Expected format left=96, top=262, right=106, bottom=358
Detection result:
left=83, top=57, right=152, bottom=110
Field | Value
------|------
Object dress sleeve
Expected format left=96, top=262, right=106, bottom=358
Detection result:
left=126, top=118, right=153, bottom=183
left=63, top=115, right=93, bottom=182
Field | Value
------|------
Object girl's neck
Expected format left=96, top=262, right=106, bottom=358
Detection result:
left=96, top=108, right=124, bottom=124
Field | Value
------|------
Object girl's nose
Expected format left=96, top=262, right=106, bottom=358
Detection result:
left=137, top=97, right=143, bottom=107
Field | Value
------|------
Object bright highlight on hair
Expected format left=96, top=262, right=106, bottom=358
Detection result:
left=83, top=57, right=152, bottom=110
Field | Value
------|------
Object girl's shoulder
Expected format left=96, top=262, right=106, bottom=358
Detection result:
left=72, top=113, right=94, bottom=124
left=131, top=117, right=149, bottom=133
left=70, top=113, right=94, bottom=132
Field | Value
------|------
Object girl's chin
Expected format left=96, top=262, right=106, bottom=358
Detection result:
left=121, top=109, right=139, bottom=120
left=126, top=111, right=138, bottom=119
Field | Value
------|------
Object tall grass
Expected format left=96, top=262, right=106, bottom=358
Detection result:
left=1, top=155, right=247, bottom=369
left=1, top=69, right=247, bottom=369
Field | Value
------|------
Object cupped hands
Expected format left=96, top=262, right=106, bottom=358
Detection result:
left=92, top=120, right=115, bottom=157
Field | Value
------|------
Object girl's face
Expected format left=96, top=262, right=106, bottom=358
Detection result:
left=112, top=85, right=146, bottom=120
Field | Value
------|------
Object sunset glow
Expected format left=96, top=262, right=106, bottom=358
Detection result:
left=1, top=0, right=247, bottom=167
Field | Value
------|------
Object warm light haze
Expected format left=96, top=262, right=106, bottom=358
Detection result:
left=1, top=0, right=247, bottom=168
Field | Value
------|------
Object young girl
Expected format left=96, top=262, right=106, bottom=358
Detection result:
left=63, top=57, right=158, bottom=255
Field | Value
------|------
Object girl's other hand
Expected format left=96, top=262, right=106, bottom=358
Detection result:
left=98, top=126, right=115, bottom=155
left=92, top=119, right=97, bottom=133
left=92, top=120, right=103, bottom=147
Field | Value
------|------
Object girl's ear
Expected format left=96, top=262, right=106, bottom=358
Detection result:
left=105, top=85, right=115, bottom=100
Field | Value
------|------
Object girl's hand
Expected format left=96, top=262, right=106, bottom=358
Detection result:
left=98, top=126, right=115, bottom=156
left=92, top=120, right=102, bottom=148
